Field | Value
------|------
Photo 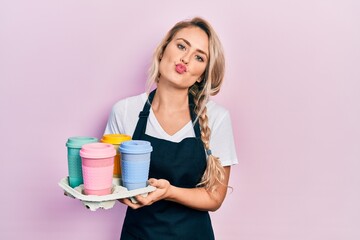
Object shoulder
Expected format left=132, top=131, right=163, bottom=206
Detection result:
left=106, top=92, right=147, bottom=135
left=111, top=92, right=147, bottom=113
left=206, top=100, right=230, bottom=127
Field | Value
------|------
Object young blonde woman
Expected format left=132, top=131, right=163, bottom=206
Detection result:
left=104, top=17, right=238, bottom=239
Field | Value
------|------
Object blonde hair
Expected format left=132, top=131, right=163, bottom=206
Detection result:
left=146, top=17, right=226, bottom=191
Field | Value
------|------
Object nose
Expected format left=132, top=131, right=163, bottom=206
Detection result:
left=180, top=52, right=190, bottom=64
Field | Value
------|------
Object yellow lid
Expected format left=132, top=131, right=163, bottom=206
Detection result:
left=100, top=134, right=132, bottom=144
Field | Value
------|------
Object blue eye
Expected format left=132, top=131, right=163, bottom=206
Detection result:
left=195, top=55, right=204, bottom=62
left=177, top=44, right=185, bottom=50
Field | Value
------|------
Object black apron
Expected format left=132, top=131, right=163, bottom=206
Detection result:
left=120, top=89, right=215, bottom=240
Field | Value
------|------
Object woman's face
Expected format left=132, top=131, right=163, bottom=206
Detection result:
left=158, top=26, right=209, bottom=89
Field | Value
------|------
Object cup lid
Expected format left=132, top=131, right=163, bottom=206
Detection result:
left=119, top=140, right=153, bottom=154
left=66, top=136, right=98, bottom=148
left=80, top=143, right=116, bottom=159
left=100, top=134, right=132, bottom=144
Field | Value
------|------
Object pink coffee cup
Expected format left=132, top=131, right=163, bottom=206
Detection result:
left=80, top=143, right=116, bottom=195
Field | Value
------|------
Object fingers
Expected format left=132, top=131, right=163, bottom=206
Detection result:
left=147, top=178, right=157, bottom=186
left=119, top=197, right=142, bottom=209
left=119, top=194, right=155, bottom=209
left=134, top=193, right=154, bottom=206
left=148, top=178, right=169, bottom=189
left=118, top=178, right=169, bottom=209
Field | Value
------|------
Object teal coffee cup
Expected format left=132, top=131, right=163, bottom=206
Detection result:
left=119, top=140, right=153, bottom=190
left=66, top=136, right=98, bottom=188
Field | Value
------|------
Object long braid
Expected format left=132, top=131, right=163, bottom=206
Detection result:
left=192, top=87, right=225, bottom=191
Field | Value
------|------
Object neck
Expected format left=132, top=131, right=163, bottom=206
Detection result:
left=152, top=83, right=189, bottom=112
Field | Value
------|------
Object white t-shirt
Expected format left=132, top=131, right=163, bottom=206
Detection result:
left=104, top=93, right=238, bottom=166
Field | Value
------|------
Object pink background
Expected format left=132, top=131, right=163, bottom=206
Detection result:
left=1, top=0, right=359, bottom=239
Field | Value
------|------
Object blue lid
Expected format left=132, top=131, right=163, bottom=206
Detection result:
left=119, top=140, right=153, bottom=154
left=66, top=136, right=98, bottom=148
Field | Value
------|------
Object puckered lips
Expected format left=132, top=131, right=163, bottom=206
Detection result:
left=175, top=63, right=187, bottom=74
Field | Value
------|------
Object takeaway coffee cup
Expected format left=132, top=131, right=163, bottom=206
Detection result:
left=80, top=143, right=116, bottom=195
left=66, top=136, right=98, bottom=188
left=119, top=140, right=153, bottom=190
left=100, top=134, right=131, bottom=178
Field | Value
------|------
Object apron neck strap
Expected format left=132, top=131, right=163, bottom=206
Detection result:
left=132, top=89, right=202, bottom=139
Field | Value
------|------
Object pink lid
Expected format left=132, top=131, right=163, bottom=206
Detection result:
left=80, top=143, right=116, bottom=159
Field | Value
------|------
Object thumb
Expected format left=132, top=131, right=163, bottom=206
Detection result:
left=148, top=178, right=158, bottom=186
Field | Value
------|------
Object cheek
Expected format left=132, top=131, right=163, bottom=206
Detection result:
left=158, top=58, right=172, bottom=76
left=161, top=46, right=177, bottom=61
left=192, top=65, right=207, bottom=77
left=158, top=61, right=165, bottom=75
left=160, top=50, right=174, bottom=68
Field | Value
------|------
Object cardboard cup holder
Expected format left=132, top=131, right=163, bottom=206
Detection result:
left=58, top=177, right=156, bottom=211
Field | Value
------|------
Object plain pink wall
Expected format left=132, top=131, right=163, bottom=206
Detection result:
left=1, top=0, right=359, bottom=239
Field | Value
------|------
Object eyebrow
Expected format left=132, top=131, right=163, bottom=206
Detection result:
left=176, top=38, right=209, bottom=59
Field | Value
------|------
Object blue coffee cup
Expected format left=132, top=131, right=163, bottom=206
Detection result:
left=119, top=140, right=153, bottom=190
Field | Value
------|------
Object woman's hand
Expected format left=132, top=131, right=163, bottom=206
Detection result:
left=119, top=178, right=171, bottom=209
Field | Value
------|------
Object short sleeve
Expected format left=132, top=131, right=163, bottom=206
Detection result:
left=209, top=107, right=238, bottom=166
left=104, top=104, right=125, bottom=135
left=103, top=93, right=146, bottom=136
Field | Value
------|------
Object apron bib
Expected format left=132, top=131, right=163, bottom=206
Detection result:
left=120, top=90, right=214, bottom=240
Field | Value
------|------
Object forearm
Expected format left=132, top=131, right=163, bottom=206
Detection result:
left=166, top=186, right=223, bottom=211
left=165, top=166, right=231, bottom=212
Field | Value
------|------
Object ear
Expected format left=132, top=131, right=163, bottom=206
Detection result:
left=196, top=77, right=203, bottom=83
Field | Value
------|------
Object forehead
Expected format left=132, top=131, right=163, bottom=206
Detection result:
left=173, top=27, right=209, bottom=54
